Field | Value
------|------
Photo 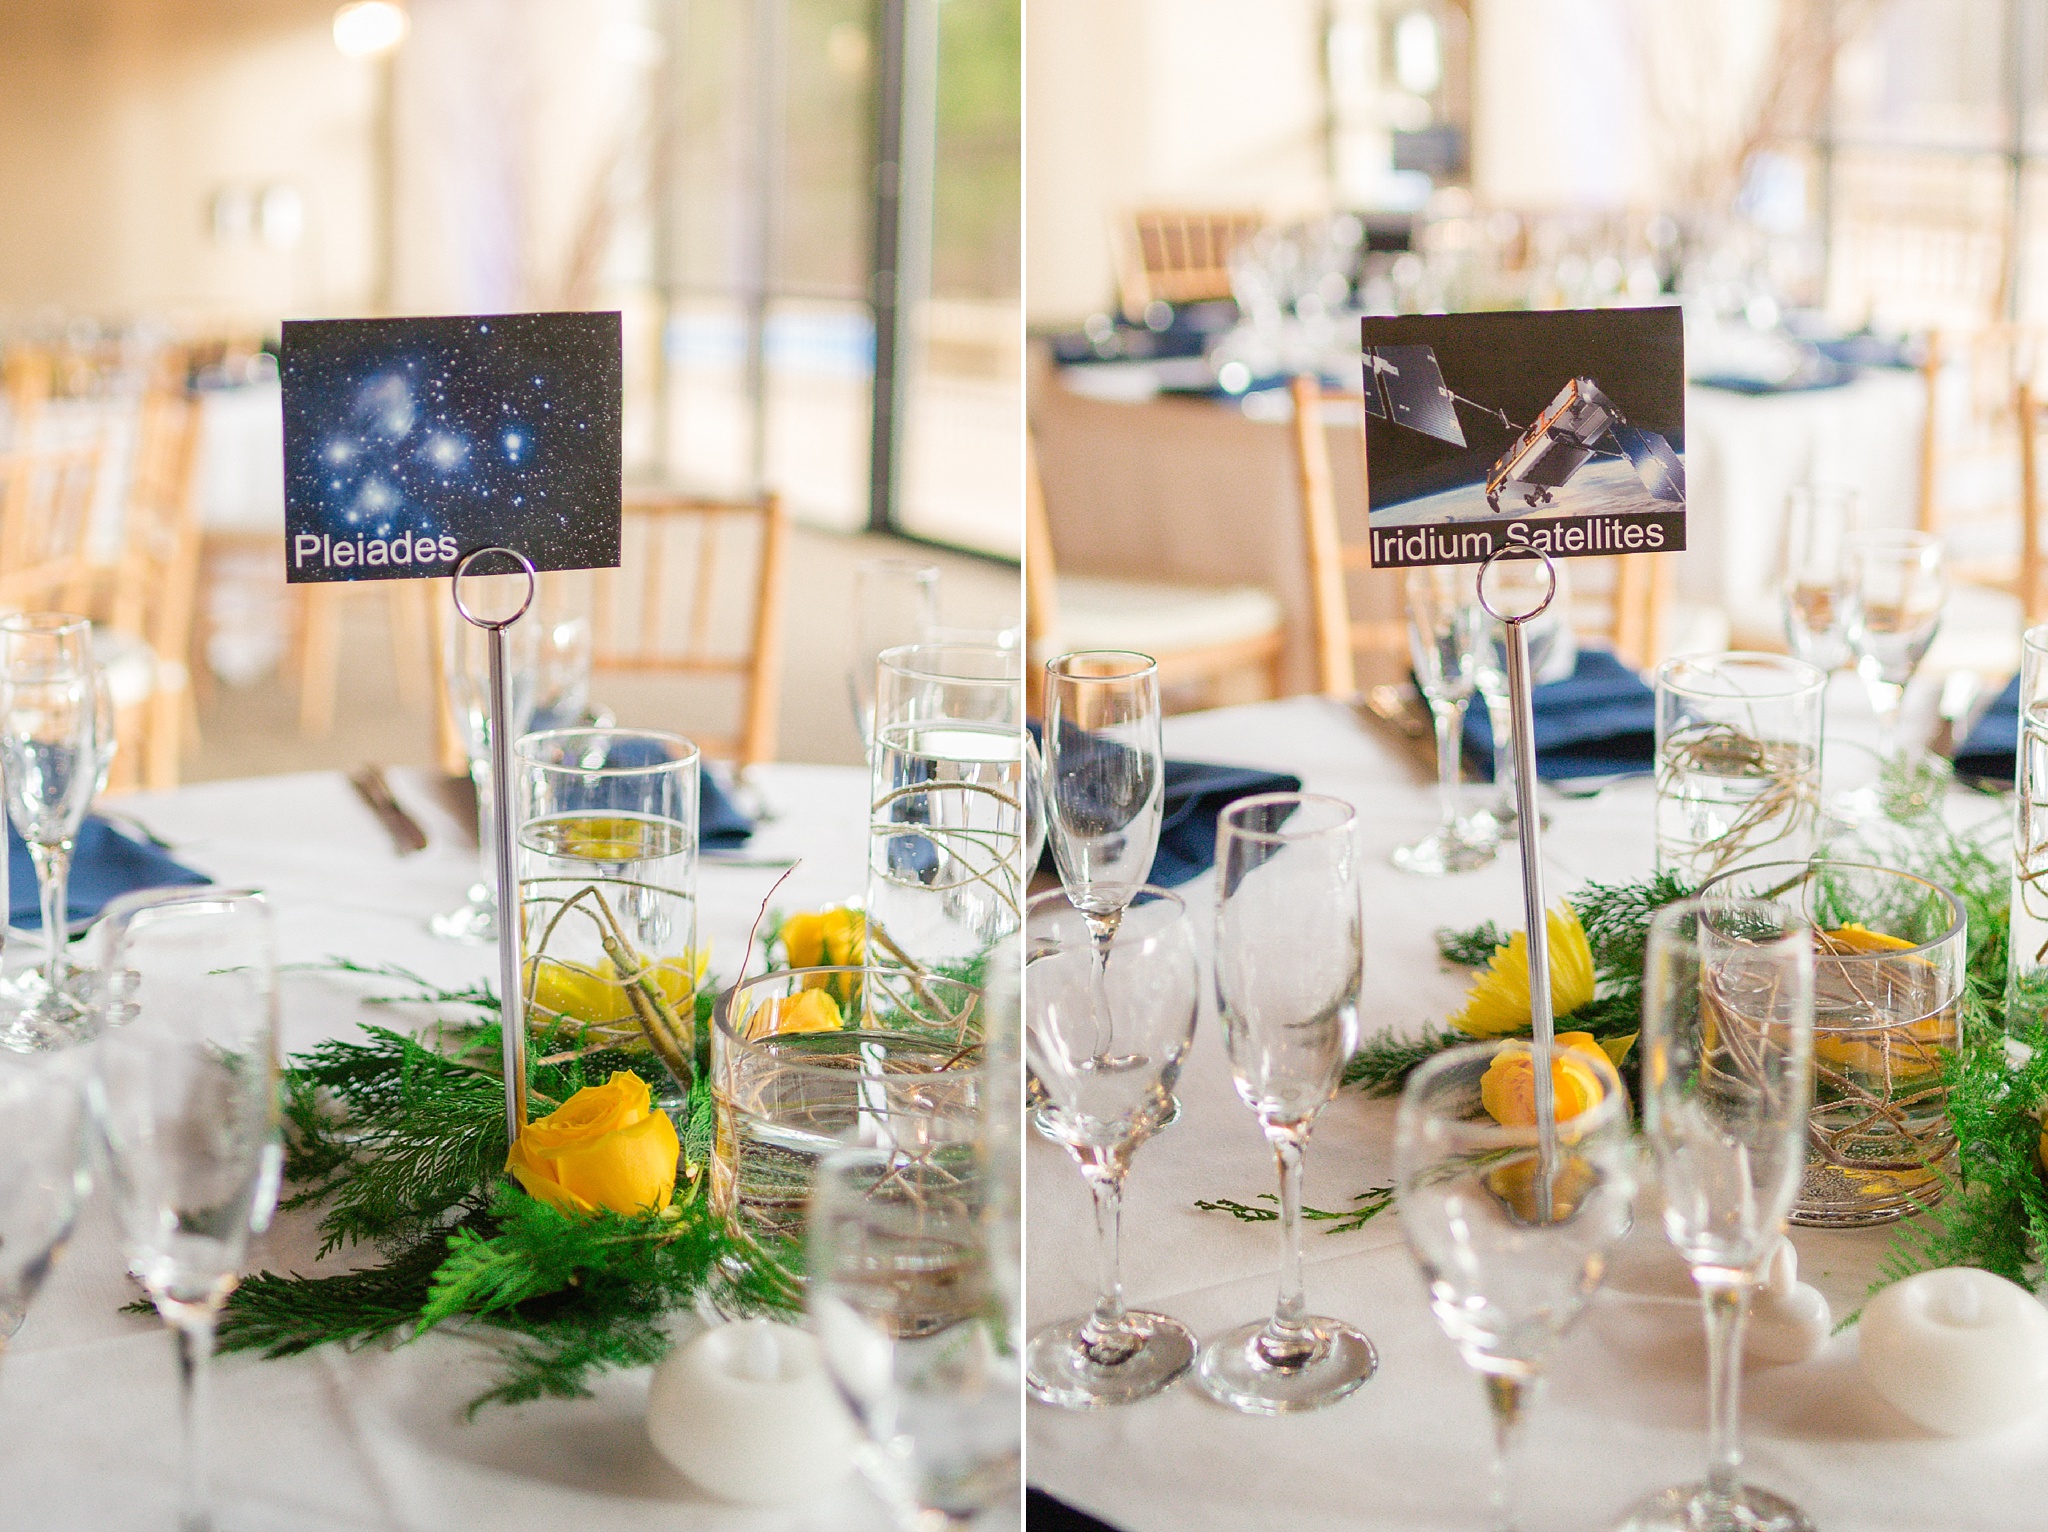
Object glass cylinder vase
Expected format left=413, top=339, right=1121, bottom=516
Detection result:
left=866, top=642, right=1025, bottom=978
left=2009, top=625, right=2048, bottom=1031
left=514, top=729, right=701, bottom=1093
left=1655, top=652, right=1825, bottom=885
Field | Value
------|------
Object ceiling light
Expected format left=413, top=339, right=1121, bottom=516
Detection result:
left=333, top=2, right=409, bottom=59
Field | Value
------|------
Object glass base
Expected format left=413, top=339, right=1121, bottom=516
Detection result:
left=1392, top=819, right=1499, bottom=876
left=1025, top=1311, right=1194, bottom=1409
left=1193, top=1316, right=1377, bottom=1415
left=1612, top=1481, right=1816, bottom=1532
left=0, top=968, right=92, bottom=1051
left=1030, top=1095, right=1181, bottom=1143
left=429, top=893, right=497, bottom=944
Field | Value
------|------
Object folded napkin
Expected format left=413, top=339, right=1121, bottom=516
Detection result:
left=1026, top=1490, right=1124, bottom=1532
left=9, top=816, right=211, bottom=932
left=1953, top=673, right=2022, bottom=783
left=1150, top=759, right=1304, bottom=886
left=549, top=734, right=754, bottom=848
left=1461, top=648, right=1657, bottom=781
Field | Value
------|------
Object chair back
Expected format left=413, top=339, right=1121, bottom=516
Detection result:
left=0, top=441, right=103, bottom=616
left=1917, top=324, right=2048, bottom=617
left=1114, top=209, right=1263, bottom=319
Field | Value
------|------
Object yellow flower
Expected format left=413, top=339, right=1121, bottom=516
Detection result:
left=779, top=907, right=865, bottom=1003
left=506, top=1070, right=679, bottom=1218
left=1813, top=924, right=1947, bottom=1080
left=1451, top=903, right=1597, bottom=1037
left=529, top=952, right=706, bottom=1031
left=741, top=988, right=845, bottom=1042
left=1480, top=1033, right=1611, bottom=1126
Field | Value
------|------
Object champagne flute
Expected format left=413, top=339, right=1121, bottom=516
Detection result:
left=1196, top=793, right=1377, bottom=1414
left=0, top=1046, right=91, bottom=1359
left=1779, top=484, right=1859, bottom=672
left=808, top=1136, right=1019, bottom=1528
left=0, top=613, right=100, bottom=1037
left=1844, top=529, right=1945, bottom=762
left=1475, top=561, right=1569, bottom=830
left=1397, top=1040, right=1636, bottom=1532
left=1614, top=897, right=1815, bottom=1532
left=91, top=887, right=281, bottom=1532
left=1396, top=567, right=1498, bottom=874
left=1024, top=887, right=1199, bottom=1408
left=849, top=556, right=941, bottom=749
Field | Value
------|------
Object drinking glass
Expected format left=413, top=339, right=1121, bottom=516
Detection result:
left=91, top=887, right=281, bottom=1532
left=0, top=613, right=101, bottom=1037
left=849, top=556, right=941, bottom=749
left=0, top=1046, right=91, bottom=1358
left=1043, top=651, right=1164, bottom=927
left=1614, top=898, right=1815, bottom=1532
left=1196, top=793, right=1376, bottom=1414
left=1844, top=529, right=1946, bottom=763
left=808, top=1135, right=1019, bottom=1528
left=1475, top=560, right=1569, bottom=831
left=433, top=582, right=541, bottom=943
left=1024, top=887, right=1199, bottom=1408
left=1397, top=1040, right=1635, bottom=1532
left=1779, top=484, right=1859, bottom=672
left=1396, top=566, right=1498, bottom=875
left=1654, top=653, right=1825, bottom=885
left=2010, top=624, right=2048, bottom=1030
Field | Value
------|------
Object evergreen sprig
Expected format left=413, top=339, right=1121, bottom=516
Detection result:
left=1194, top=1187, right=1395, bottom=1234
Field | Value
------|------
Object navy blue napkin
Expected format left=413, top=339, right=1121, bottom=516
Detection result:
left=8, top=816, right=211, bottom=932
left=1954, top=673, right=2022, bottom=783
left=1461, top=648, right=1657, bottom=781
left=1150, top=759, right=1303, bottom=886
left=1026, top=1489, right=1123, bottom=1532
left=547, top=734, right=754, bottom=848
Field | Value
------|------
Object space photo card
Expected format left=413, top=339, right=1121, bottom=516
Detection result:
left=1360, top=306, right=1685, bottom=569
left=281, top=311, right=623, bottom=584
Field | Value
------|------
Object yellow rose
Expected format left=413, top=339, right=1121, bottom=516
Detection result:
left=741, top=988, right=844, bottom=1042
left=529, top=953, right=705, bottom=1031
left=1480, top=1033, right=1611, bottom=1126
left=779, top=908, right=865, bottom=1002
left=506, top=1070, right=680, bottom=1218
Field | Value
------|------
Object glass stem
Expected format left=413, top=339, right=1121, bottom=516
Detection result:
left=1077, top=1162, right=1137, bottom=1365
left=174, top=1310, right=217, bottom=1532
left=1483, top=1370, right=1534, bottom=1532
left=1487, top=690, right=1516, bottom=820
left=1260, top=1124, right=1316, bottom=1365
left=1698, top=1273, right=1752, bottom=1504
left=1432, top=697, right=1468, bottom=831
left=472, top=757, right=497, bottom=904
left=1869, top=679, right=1906, bottom=761
left=28, top=840, right=71, bottom=991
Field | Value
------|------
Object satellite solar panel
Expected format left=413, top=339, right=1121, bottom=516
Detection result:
left=1614, top=423, right=1687, bottom=503
left=1364, top=345, right=1464, bottom=447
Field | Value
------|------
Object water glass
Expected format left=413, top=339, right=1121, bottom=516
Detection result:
left=1196, top=794, right=1376, bottom=1415
left=808, top=1137, right=1019, bottom=1528
left=1024, top=888, right=1199, bottom=1409
left=1042, top=651, right=1164, bottom=926
left=92, top=887, right=281, bottom=1532
left=1397, top=1041, right=1634, bottom=1532
left=1654, top=652, right=1825, bottom=884
left=1701, top=860, right=1964, bottom=1226
left=0, top=612, right=101, bottom=1039
left=866, top=643, right=1025, bottom=975
left=0, top=1046, right=91, bottom=1358
left=849, top=556, right=941, bottom=749
left=1395, top=566, right=1498, bottom=875
left=1616, top=898, right=1815, bottom=1532
left=514, top=729, right=699, bottom=1095
left=1844, top=529, right=1946, bottom=760
left=1779, top=485, right=1859, bottom=672
left=2010, top=625, right=2048, bottom=1029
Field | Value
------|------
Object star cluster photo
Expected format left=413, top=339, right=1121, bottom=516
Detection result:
left=281, top=311, right=623, bottom=585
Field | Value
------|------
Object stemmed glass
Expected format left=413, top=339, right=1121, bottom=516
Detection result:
left=1196, top=793, right=1377, bottom=1414
left=850, top=556, right=941, bottom=749
left=1043, top=651, right=1164, bottom=925
left=0, top=613, right=102, bottom=1039
left=0, top=1046, right=91, bottom=1357
left=1779, top=485, right=1859, bottom=672
left=1397, top=1040, right=1635, bottom=1532
left=1024, top=887, right=1199, bottom=1408
left=808, top=1134, right=1020, bottom=1528
left=1844, top=529, right=1946, bottom=762
left=1475, top=561, right=1569, bottom=831
left=1615, top=898, right=1816, bottom=1532
left=1396, top=567, right=1498, bottom=874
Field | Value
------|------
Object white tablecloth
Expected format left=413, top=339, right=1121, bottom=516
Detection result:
left=0, top=763, right=938, bottom=1532
left=1027, top=695, right=2046, bottom=1532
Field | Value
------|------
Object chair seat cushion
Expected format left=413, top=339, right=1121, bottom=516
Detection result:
left=1055, top=575, right=1282, bottom=656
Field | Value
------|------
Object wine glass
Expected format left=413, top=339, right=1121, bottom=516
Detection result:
left=91, top=886, right=281, bottom=1532
left=0, top=1046, right=91, bottom=1359
left=1475, top=560, right=1570, bottom=831
left=1395, top=567, right=1498, bottom=875
left=1397, top=1040, right=1636, bottom=1532
left=1043, top=651, right=1164, bottom=926
left=1779, top=484, right=1859, bottom=672
left=433, top=581, right=541, bottom=944
left=849, top=556, right=940, bottom=749
left=0, top=613, right=101, bottom=1039
left=1613, top=897, right=1815, bottom=1532
left=808, top=1135, right=1019, bottom=1528
left=1024, top=886, right=1199, bottom=1408
left=1844, top=529, right=1945, bottom=762
left=1196, top=793, right=1377, bottom=1414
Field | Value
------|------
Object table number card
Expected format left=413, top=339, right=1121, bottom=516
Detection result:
left=1360, top=306, right=1686, bottom=569
left=280, top=310, right=623, bottom=583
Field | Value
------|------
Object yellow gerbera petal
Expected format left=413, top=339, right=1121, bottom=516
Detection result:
left=1451, top=903, right=1597, bottom=1037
